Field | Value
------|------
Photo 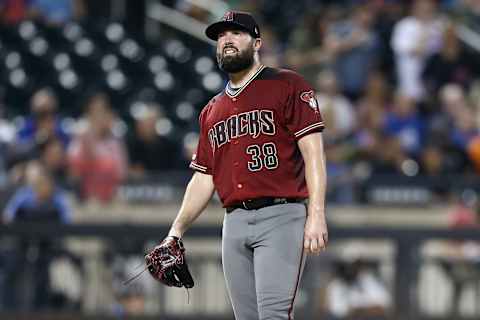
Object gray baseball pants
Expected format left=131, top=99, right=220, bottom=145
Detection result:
left=222, top=203, right=307, bottom=320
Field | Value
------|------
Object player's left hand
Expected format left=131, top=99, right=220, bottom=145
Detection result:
left=145, top=236, right=194, bottom=288
left=303, top=213, right=328, bottom=256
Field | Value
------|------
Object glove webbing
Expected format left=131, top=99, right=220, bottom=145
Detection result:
left=123, top=246, right=192, bottom=304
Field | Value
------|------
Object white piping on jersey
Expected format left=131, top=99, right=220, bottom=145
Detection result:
left=294, top=122, right=325, bottom=138
left=225, top=65, right=266, bottom=98
left=189, top=162, right=207, bottom=172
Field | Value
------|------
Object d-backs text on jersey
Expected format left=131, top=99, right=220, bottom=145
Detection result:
left=208, top=109, right=275, bottom=152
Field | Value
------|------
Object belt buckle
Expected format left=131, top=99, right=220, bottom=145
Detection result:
left=242, top=200, right=250, bottom=210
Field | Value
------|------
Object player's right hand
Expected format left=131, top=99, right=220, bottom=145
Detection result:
left=303, top=213, right=328, bottom=255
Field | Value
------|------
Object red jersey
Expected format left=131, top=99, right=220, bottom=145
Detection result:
left=190, top=66, right=325, bottom=207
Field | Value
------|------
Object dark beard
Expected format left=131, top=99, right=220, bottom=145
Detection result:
left=217, top=45, right=254, bottom=73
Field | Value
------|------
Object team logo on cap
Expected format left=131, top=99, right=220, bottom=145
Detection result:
left=300, top=90, right=319, bottom=112
left=223, top=11, right=234, bottom=21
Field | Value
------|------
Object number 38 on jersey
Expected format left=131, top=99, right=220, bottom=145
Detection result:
left=246, top=142, right=278, bottom=172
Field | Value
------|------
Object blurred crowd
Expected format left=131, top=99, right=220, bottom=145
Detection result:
left=0, top=0, right=479, bottom=211
left=1, top=0, right=480, bottom=208
left=164, top=0, right=480, bottom=204
left=0, top=2, right=203, bottom=212
left=0, top=87, right=193, bottom=207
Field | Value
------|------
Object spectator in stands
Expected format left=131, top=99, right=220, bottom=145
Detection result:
left=67, top=92, right=127, bottom=203
left=357, top=70, right=391, bottom=114
left=423, top=23, right=479, bottom=96
left=356, top=71, right=392, bottom=128
left=127, top=103, right=180, bottom=177
left=16, top=87, right=70, bottom=149
left=353, top=108, right=407, bottom=175
left=371, top=134, right=408, bottom=174
left=39, top=137, right=67, bottom=184
left=7, top=88, right=69, bottom=185
left=285, top=6, right=340, bottom=82
left=391, top=0, right=445, bottom=101
left=450, top=105, right=478, bottom=151
left=324, top=3, right=379, bottom=101
left=419, top=143, right=445, bottom=176
left=316, top=69, right=356, bottom=144
left=325, top=259, right=391, bottom=320
left=424, top=84, right=474, bottom=173
left=436, top=84, right=478, bottom=154
left=2, top=161, right=71, bottom=310
left=354, top=93, right=385, bottom=163
left=3, top=161, right=71, bottom=223
left=353, top=70, right=412, bottom=175
left=383, top=92, right=425, bottom=157
left=439, top=83, right=469, bottom=119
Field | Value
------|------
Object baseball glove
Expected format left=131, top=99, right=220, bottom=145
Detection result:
left=144, top=236, right=194, bottom=288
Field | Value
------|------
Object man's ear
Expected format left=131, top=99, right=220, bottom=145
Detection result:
left=254, top=38, right=262, bottom=52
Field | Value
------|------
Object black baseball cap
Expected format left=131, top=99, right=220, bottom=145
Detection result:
left=205, top=11, right=260, bottom=41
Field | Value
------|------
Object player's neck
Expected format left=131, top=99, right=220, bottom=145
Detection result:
left=229, top=62, right=263, bottom=88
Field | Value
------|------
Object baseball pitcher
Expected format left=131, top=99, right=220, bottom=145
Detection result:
left=146, top=11, right=328, bottom=320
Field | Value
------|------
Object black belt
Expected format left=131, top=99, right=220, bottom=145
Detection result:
left=226, top=197, right=305, bottom=213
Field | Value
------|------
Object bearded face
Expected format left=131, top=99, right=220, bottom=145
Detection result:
left=216, top=38, right=255, bottom=73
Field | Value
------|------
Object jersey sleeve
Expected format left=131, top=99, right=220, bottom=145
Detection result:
left=189, top=108, right=213, bottom=175
left=284, top=72, right=325, bottom=140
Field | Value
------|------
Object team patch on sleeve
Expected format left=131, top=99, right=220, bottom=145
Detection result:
left=300, top=90, right=319, bottom=113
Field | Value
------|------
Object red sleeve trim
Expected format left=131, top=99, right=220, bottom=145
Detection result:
left=294, top=122, right=324, bottom=139
left=189, top=162, right=211, bottom=174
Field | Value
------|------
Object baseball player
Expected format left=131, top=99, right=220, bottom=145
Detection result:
left=165, top=11, right=328, bottom=320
